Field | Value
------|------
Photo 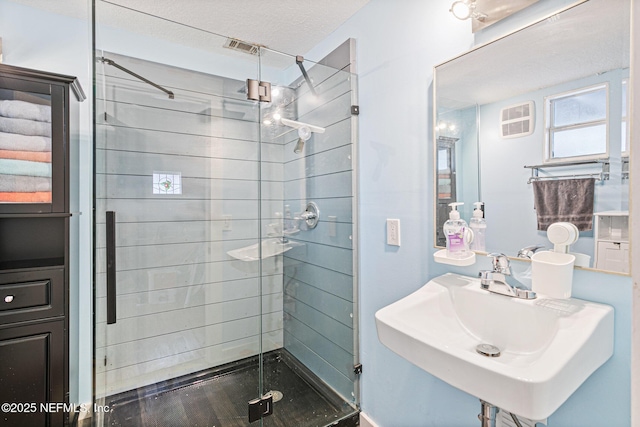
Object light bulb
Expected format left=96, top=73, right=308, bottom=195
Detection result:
left=450, top=0, right=472, bottom=20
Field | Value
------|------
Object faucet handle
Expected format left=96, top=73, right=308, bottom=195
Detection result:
left=487, top=252, right=511, bottom=275
left=517, top=244, right=545, bottom=259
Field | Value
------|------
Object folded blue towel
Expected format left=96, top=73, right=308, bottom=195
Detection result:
left=0, top=174, right=51, bottom=192
left=0, top=116, right=51, bottom=137
left=0, top=159, right=51, bottom=177
left=0, top=100, right=51, bottom=122
left=0, top=132, right=51, bottom=152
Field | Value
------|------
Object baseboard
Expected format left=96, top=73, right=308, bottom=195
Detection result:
left=360, top=412, right=380, bottom=427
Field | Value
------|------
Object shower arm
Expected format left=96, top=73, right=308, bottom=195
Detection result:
left=296, top=55, right=317, bottom=97
left=99, top=57, right=175, bottom=99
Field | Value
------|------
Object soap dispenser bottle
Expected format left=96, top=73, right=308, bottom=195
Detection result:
left=469, top=202, right=486, bottom=252
left=443, top=202, right=470, bottom=258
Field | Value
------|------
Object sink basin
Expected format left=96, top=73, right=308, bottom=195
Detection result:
left=227, top=238, right=303, bottom=262
left=375, top=273, right=614, bottom=420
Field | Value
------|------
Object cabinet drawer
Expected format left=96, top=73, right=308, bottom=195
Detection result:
left=0, top=268, right=64, bottom=325
left=595, top=242, right=629, bottom=274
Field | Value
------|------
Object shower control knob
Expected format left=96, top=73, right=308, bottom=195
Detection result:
left=302, top=202, right=320, bottom=229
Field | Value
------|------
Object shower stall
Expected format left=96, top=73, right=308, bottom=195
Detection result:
left=92, top=2, right=359, bottom=426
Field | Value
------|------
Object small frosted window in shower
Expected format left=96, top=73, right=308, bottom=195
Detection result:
left=153, top=172, right=182, bottom=195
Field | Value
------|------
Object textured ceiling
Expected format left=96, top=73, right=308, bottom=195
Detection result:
left=437, top=0, right=630, bottom=107
left=7, top=0, right=370, bottom=58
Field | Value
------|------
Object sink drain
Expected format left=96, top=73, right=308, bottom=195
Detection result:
left=476, top=343, right=501, bottom=357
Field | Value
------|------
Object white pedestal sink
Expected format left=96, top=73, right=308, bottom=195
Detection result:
left=375, top=273, right=614, bottom=420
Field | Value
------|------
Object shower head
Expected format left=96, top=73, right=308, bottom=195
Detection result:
left=280, top=118, right=325, bottom=154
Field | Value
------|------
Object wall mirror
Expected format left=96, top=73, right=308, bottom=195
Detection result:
left=433, top=0, right=630, bottom=275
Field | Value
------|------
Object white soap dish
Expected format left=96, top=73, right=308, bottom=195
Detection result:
left=433, top=249, right=476, bottom=266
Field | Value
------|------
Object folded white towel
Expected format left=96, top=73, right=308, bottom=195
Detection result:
left=0, top=100, right=51, bottom=122
left=0, top=132, right=51, bottom=152
left=0, top=116, right=51, bottom=137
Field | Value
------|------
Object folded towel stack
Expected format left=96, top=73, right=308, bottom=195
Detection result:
left=0, top=99, right=52, bottom=203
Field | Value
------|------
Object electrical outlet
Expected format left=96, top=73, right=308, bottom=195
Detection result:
left=387, top=219, right=401, bottom=246
left=222, top=215, right=232, bottom=231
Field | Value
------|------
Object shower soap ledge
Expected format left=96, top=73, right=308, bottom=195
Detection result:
left=433, top=249, right=476, bottom=266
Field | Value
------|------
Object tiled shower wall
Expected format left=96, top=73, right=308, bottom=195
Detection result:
left=94, top=52, right=284, bottom=396
left=282, top=61, right=357, bottom=400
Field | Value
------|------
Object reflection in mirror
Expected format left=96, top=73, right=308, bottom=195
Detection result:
left=434, top=0, right=630, bottom=274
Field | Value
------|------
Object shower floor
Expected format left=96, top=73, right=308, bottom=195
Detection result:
left=91, top=350, right=358, bottom=427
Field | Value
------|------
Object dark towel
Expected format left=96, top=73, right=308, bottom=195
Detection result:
left=532, top=178, right=595, bottom=231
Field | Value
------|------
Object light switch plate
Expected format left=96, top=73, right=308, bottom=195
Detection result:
left=387, top=219, right=401, bottom=246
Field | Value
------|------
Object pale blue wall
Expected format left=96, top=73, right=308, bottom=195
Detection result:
left=304, top=0, right=632, bottom=426
left=0, top=0, right=634, bottom=425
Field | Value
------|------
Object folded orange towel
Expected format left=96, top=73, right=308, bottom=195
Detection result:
left=0, top=150, right=51, bottom=163
left=0, top=191, right=51, bottom=203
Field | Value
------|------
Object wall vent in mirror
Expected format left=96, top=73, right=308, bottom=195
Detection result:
left=501, top=101, right=534, bottom=138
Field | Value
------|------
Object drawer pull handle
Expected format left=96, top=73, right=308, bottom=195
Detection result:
left=4, top=295, right=14, bottom=303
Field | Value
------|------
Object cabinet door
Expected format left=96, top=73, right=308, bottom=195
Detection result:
left=0, top=74, right=67, bottom=214
left=0, top=320, right=65, bottom=427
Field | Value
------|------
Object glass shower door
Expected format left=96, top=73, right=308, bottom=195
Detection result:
left=257, top=48, right=360, bottom=426
left=93, top=3, right=267, bottom=424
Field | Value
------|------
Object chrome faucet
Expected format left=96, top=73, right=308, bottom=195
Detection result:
left=479, top=253, right=536, bottom=299
left=517, top=244, right=545, bottom=259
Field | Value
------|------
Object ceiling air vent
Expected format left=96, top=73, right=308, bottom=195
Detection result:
left=224, top=38, right=259, bottom=55
left=500, top=101, right=534, bottom=138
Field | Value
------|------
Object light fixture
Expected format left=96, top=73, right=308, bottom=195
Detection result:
left=450, top=0, right=487, bottom=22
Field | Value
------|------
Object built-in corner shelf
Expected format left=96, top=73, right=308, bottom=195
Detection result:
left=433, top=249, right=476, bottom=266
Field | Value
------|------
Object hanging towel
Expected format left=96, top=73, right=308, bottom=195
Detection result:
left=0, top=100, right=51, bottom=122
left=0, top=132, right=51, bottom=152
left=0, top=116, right=51, bottom=137
left=532, top=178, right=595, bottom=231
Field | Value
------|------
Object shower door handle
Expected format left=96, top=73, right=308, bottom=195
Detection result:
left=106, top=211, right=117, bottom=324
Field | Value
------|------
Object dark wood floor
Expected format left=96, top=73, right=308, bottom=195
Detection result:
left=82, top=350, right=358, bottom=427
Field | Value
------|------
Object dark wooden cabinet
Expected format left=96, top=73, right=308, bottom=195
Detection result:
left=0, top=64, right=84, bottom=427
